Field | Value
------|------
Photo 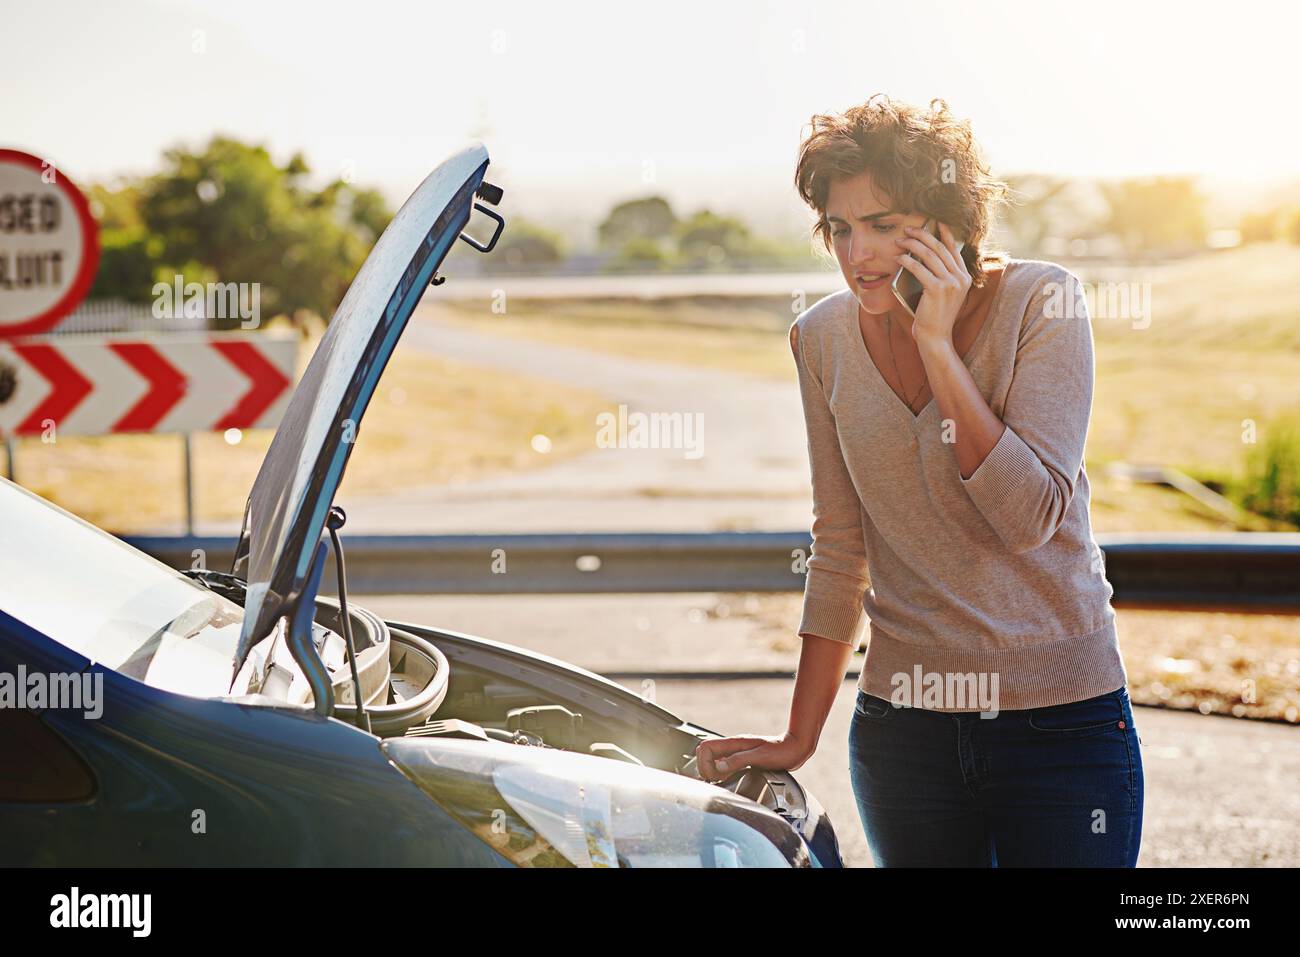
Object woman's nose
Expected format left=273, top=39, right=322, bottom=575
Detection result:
left=849, top=237, right=880, bottom=266
left=850, top=234, right=904, bottom=268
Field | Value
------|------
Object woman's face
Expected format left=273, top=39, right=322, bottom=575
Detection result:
left=825, top=170, right=931, bottom=317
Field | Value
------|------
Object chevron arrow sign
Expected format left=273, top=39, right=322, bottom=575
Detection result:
left=0, top=333, right=297, bottom=437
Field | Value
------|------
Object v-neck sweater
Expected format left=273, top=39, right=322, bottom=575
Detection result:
left=789, top=258, right=1127, bottom=712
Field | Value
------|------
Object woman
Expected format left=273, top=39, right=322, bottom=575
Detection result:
left=694, top=94, right=1143, bottom=867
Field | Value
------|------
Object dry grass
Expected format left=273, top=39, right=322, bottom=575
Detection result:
left=1080, top=246, right=1300, bottom=479
left=722, top=592, right=1300, bottom=723
left=1115, top=608, right=1300, bottom=722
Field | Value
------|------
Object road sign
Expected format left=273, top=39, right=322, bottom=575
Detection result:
left=0, top=333, right=296, bottom=437
left=0, top=149, right=101, bottom=338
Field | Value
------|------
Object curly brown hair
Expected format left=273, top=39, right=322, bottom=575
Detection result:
left=795, top=94, right=1010, bottom=288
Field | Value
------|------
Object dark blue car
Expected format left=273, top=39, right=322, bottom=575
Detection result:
left=0, top=143, right=842, bottom=867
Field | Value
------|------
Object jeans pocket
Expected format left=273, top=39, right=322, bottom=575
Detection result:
left=1028, top=688, right=1125, bottom=736
left=854, top=691, right=899, bottom=720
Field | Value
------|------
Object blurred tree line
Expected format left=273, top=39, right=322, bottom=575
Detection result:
left=995, top=174, right=1209, bottom=256
left=594, top=197, right=801, bottom=272
left=1236, top=206, right=1300, bottom=244
left=87, top=136, right=1300, bottom=305
left=997, top=173, right=1300, bottom=258
left=471, top=195, right=817, bottom=274
left=508, top=176, right=1300, bottom=271
left=88, top=136, right=393, bottom=328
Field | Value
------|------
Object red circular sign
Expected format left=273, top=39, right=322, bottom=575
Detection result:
left=0, top=149, right=101, bottom=338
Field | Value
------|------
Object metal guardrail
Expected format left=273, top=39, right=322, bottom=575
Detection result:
left=124, top=530, right=1300, bottom=612
left=1089, top=532, right=1300, bottom=612
left=1104, top=462, right=1254, bottom=525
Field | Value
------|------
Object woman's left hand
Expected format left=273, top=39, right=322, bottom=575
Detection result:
left=895, top=220, right=972, bottom=347
left=694, top=731, right=813, bottom=782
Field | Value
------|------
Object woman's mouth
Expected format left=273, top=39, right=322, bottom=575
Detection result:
left=856, top=272, right=891, bottom=290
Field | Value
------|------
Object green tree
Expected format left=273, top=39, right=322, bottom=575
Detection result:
left=997, top=174, right=1094, bottom=254
left=597, top=196, right=677, bottom=250
left=1238, top=210, right=1278, bottom=244
left=90, top=227, right=163, bottom=301
left=672, top=210, right=752, bottom=268
left=87, top=182, right=162, bottom=302
left=87, top=136, right=393, bottom=325
left=88, top=181, right=145, bottom=231
left=493, top=218, right=567, bottom=267
left=1099, top=176, right=1207, bottom=254
left=609, top=236, right=669, bottom=271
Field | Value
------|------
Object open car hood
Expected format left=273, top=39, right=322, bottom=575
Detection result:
left=229, top=141, right=501, bottom=679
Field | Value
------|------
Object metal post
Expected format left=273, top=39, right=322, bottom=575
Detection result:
left=182, top=433, right=196, bottom=536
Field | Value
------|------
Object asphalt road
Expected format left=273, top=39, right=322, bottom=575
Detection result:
left=357, top=592, right=1300, bottom=868
left=334, top=301, right=818, bottom=533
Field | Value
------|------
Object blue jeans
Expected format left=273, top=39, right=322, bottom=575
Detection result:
left=848, top=685, right=1144, bottom=867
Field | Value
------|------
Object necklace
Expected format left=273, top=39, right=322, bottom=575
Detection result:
left=883, top=315, right=928, bottom=412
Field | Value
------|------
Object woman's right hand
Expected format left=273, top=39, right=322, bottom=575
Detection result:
left=694, top=731, right=814, bottom=784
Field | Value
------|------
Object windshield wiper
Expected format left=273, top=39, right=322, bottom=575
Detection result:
left=182, top=568, right=248, bottom=606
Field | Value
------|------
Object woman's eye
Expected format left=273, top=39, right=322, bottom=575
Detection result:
left=830, top=224, right=891, bottom=237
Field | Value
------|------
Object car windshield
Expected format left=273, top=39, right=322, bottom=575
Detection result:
left=0, top=478, right=248, bottom=698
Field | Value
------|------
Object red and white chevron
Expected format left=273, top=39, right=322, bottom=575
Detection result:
left=0, top=333, right=297, bottom=437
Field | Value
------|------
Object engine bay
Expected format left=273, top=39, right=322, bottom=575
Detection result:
left=183, top=567, right=816, bottom=837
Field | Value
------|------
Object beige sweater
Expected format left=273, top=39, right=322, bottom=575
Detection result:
left=789, top=258, right=1127, bottom=712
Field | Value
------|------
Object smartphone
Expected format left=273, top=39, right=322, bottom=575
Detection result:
left=891, top=218, right=965, bottom=319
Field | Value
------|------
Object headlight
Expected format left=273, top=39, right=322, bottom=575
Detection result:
left=382, top=737, right=809, bottom=868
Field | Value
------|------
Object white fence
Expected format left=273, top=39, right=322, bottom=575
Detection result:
left=49, top=299, right=210, bottom=336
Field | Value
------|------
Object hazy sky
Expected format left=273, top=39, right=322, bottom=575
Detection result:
left=5, top=0, right=1296, bottom=236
